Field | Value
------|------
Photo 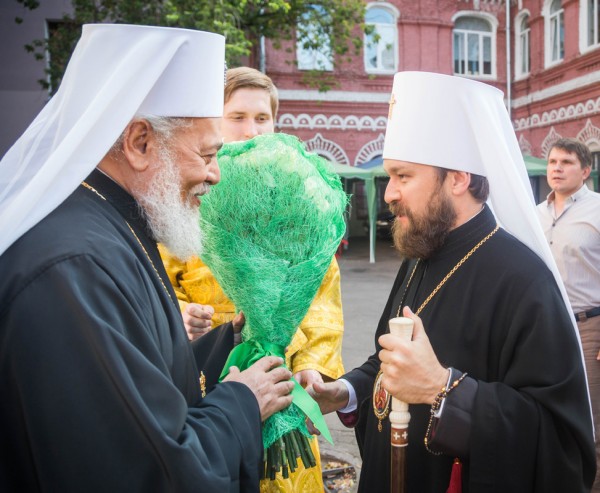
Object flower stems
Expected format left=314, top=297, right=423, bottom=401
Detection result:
left=262, top=429, right=315, bottom=480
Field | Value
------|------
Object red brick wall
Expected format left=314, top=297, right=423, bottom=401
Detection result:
left=261, top=0, right=599, bottom=169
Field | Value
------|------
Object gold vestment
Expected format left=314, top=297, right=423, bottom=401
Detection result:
left=159, top=246, right=345, bottom=492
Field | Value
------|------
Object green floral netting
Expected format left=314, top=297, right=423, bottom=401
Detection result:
left=199, top=133, right=348, bottom=457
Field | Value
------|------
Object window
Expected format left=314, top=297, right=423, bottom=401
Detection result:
left=584, top=0, right=600, bottom=48
left=453, top=16, right=495, bottom=78
left=515, top=13, right=531, bottom=78
left=592, top=151, right=600, bottom=172
left=364, top=4, right=398, bottom=73
left=296, top=6, right=333, bottom=71
left=590, top=149, right=600, bottom=191
left=545, top=0, right=564, bottom=65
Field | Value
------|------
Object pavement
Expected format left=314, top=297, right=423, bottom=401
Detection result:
left=317, top=235, right=401, bottom=492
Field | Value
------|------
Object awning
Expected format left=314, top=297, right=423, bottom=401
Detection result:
left=329, top=161, right=381, bottom=263
left=522, top=155, right=548, bottom=176
left=332, top=154, right=597, bottom=263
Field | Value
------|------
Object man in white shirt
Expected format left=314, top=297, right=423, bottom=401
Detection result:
left=537, top=137, right=600, bottom=492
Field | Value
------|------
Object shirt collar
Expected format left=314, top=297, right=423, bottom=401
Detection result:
left=546, top=183, right=589, bottom=206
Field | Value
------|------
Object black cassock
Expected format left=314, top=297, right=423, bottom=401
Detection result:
left=0, top=169, right=262, bottom=492
left=344, top=205, right=595, bottom=493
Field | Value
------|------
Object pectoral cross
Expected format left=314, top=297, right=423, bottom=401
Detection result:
left=388, top=93, right=396, bottom=121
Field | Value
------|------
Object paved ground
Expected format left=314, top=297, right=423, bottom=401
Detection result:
left=318, top=236, right=401, bottom=491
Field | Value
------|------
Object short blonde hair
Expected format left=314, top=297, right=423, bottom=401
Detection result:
left=224, top=67, right=279, bottom=118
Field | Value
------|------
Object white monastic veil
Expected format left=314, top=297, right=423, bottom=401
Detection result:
left=0, top=24, right=225, bottom=257
left=382, top=71, right=591, bottom=417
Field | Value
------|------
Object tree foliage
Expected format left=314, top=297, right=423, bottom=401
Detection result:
left=15, top=0, right=367, bottom=94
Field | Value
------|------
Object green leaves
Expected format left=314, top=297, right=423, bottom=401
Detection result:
left=15, top=0, right=40, bottom=9
left=15, top=0, right=366, bottom=94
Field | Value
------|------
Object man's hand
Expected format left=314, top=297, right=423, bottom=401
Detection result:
left=378, top=306, right=448, bottom=405
left=232, top=311, right=245, bottom=334
left=294, top=369, right=323, bottom=388
left=182, top=303, right=214, bottom=341
left=307, top=380, right=349, bottom=415
left=224, top=356, right=294, bottom=421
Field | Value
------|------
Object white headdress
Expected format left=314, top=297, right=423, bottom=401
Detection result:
left=0, top=24, right=225, bottom=256
left=383, top=71, right=581, bottom=343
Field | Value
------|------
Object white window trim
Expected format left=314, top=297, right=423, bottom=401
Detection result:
left=580, top=0, right=600, bottom=54
left=515, top=10, right=531, bottom=80
left=543, top=0, right=565, bottom=68
left=451, top=11, right=498, bottom=80
left=364, top=2, right=400, bottom=75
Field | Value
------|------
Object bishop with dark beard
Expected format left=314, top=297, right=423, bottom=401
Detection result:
left=308, top=72, right=595, bottom=493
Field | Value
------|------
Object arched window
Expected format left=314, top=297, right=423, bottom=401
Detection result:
left=545, top=0, right=564, bottom=66
left=453, top=15, right=496, bottom=78
left=364, top=4, right=399, bottom=73
left=515, top=12, right=531, bottom=78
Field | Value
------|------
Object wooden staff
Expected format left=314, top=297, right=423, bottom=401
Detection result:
left=388, top=317, right=414, bottom=493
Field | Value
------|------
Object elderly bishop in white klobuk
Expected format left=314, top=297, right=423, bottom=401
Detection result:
left=0, top=24, right=294, bottom=492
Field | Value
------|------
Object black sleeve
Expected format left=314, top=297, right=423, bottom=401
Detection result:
left=468, top=274, right=596, bottom=492
left=0, top=255, right=262, bottom=493
left=426, top=369, right=478, bottom=459
left=192, top=322, right=235, bottom=388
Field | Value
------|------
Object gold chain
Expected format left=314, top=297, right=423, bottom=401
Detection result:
left=372, top=371, right=391, bottom=432
left=81, top=181, right=174, bottom=302
left=396, top=225, right=499, bottom=317
left=395, top=260, right=420, bottom=317
left=373, top=224, right=499, bottom=432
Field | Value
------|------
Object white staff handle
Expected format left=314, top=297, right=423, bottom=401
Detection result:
left=388, top=316, right=414, bottom=448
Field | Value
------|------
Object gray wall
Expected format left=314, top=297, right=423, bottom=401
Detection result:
left=0, top=0, right=72, bottom=157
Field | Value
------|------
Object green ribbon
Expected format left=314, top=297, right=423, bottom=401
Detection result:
left=219, top=340, right=333, bottom=444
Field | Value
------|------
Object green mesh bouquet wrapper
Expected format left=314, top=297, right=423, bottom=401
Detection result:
left=199, top=133, right=348, bottom=479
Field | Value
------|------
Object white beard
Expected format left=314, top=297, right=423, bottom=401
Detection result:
left=137, top=147, right=209, bottom=261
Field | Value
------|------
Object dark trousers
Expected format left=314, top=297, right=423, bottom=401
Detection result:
left=579, top=315, right=600, bottom=493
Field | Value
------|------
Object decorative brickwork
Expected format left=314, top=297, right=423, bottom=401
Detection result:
left=354, top=134, right=385, bottom=165
left=304, top=133, right=350, bottom=165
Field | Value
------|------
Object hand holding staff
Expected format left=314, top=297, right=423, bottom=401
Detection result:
left=388, top=316, right=414, bottom=493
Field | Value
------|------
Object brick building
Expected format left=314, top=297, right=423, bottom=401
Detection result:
left=2, top=0, right=599, bottom=201
left=265, top=0, right=600, bottom=202
left=511, top=0, right=600, bottom=173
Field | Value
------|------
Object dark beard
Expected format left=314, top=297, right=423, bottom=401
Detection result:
left=390, top=189, right=457, bottom=259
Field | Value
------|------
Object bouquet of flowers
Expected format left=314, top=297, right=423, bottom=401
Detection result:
left=199, top=133, right=348, bottom=479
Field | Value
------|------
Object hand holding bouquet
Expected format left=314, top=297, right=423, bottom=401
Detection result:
left=199, top=133, right=348, bottom=479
